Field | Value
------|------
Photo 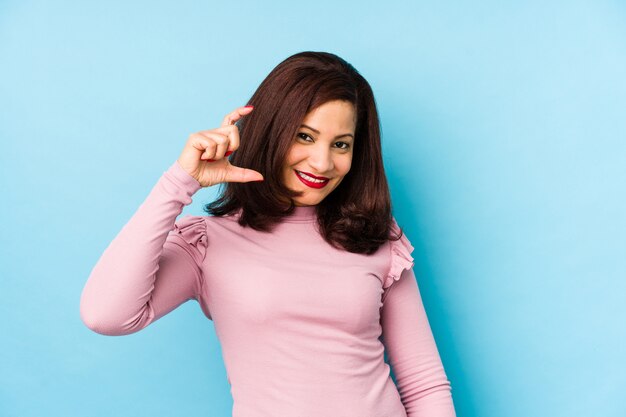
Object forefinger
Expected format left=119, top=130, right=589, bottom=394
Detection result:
left=221, top=105, right=253, bottom=127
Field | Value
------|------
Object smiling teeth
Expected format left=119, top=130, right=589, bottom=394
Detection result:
left=297, top=171, right=327, bottom=183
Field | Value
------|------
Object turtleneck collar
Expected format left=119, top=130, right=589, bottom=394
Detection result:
left=283, top=205, right=318, bottom=223
left=229, top=205, right=318, bottom=223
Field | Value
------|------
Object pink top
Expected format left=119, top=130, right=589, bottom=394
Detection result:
left=80, top=160, right=456, bottom=417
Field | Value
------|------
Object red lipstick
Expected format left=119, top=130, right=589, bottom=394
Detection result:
left=295, top=170, right=329, bottom=189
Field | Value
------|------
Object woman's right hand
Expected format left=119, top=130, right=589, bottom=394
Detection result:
left=177, top=105, right=265, bottom=187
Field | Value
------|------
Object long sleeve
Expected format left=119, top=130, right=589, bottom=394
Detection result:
left=380, top=219, right=456, bottom=416
left=79, top=160, right=208, bottom=336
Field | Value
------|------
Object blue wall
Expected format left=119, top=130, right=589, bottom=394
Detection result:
left=1, top=1, right=624, bottom=416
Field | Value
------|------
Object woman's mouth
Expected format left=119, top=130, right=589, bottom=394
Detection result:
left=294, top=170, right=329, bottom=189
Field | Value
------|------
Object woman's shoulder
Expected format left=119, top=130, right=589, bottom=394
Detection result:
left=168, top=215, right=209, bottom=259
left=172, top=212, right=239, bottom=233
left=172, top=212, right=243, bottom=239
left=383, top=216, right=416, bottom=290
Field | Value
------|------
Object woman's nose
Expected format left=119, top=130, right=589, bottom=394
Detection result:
left=307, top=147, right=334, bottom=173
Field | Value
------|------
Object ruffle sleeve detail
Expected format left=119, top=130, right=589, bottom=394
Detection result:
left=383, top=218, right=415, bottom=289
left=171, top=215, right=208, bottom=263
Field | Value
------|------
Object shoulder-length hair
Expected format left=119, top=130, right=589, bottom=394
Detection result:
left=203, top=51, right=404, bottom=255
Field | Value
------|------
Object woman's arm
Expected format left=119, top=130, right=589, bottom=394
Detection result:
left=381, top=267, right=457, bottom=417
left=79, top=160, right=207, bottom=336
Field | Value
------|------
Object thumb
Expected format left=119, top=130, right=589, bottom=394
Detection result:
left=224, top=165, right=265, bottom=183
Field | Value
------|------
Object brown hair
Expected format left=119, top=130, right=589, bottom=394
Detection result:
left=203, top=51, right=403, bottom=254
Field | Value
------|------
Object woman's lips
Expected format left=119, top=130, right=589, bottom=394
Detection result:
left=299, top=170, right=329, bottom=180
left=295, top=170, right=329, bottom=189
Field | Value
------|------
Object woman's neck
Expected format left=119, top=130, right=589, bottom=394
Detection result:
left=283, top=204, right=317, bottom=223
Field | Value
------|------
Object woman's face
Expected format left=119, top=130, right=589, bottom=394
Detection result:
left=281, top=100, right=356, bottom=207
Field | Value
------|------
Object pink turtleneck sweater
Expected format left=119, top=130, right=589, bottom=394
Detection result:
left=80, top=160, right=456, bottom=417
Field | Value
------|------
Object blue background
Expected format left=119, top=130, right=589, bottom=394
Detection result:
left=1, top=1, right=625, bottom=416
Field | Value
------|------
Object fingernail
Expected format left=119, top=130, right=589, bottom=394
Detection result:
left=225, top=151, right=233, bottom=156
left=244, top=105, right=254, bottom=108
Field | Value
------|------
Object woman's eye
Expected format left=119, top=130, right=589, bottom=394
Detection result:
left=296, top=133, right=350, bottom=150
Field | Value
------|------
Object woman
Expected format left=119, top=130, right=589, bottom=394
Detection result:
left=80, top=51, right=456, bottom=417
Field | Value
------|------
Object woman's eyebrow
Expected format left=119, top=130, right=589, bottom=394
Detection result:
left=300, top=124, right=354, bottom=139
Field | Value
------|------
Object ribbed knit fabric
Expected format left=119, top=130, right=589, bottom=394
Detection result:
left=80, top=160, right=456, bottom=417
